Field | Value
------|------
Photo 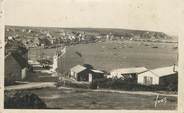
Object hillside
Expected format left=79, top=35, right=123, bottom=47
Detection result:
left=5, top=25, right=178, bottom=42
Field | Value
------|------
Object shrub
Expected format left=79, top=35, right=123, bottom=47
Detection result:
left=4, top=91, right=47, bottom=109
left=93, top=78, right=175, bottom=91
left=56, top=78, right=177, bottom=91
left=56, top=80, right=90, bottom=89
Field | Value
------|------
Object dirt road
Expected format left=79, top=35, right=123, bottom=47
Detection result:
left=58, top=86, right=177, bottom=97
left=5, top=82, right=177, bottom=97
left=5, top=82, right=56, bottom=91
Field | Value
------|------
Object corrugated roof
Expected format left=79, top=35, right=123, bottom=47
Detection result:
left=107, top=74, right=123, bottom=78
left=71, top=65, right=87, bottom=73
left=150, top=65, right=178, bottom=77
left=111, top=67, right=148, bottom=74
left=91, top=69, right=104, bottom=73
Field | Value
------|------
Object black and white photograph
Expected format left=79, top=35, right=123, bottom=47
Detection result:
left=1, top=0, right=182, bottom=111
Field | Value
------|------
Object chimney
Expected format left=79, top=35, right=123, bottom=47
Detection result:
left=173, top=64, right=176, bottom=72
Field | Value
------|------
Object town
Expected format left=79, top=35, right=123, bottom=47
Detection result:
left=4, top=26, right=178, bottom=109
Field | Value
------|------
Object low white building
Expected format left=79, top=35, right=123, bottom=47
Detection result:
left=109, top=67, right=148, bottom=79
left=70, top=65, right=104, bottom=82
left=52, top=47, right=66, bottom=72
left=137, top=65, right=178, bottom=86
left=70, top=65, right=88, bottom=81
left=52, top=55, right=58, bottom=72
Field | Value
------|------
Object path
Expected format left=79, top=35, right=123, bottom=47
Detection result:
left=5, top=82, right=177, bottom=97
left=57, top=86, right=177, bottom=97
left=5, top=82, right=56, bottom=91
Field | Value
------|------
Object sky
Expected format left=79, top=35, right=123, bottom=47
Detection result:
left=3, top=0, right=179, bottom=35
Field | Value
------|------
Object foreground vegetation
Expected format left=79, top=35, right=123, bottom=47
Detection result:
left=28, top=87, right=177, bottom=110
left=4, top=91, right=47, bottom=109
left=56, top=76, right=178, bottom=93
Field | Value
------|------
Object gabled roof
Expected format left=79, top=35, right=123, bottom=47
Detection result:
left=6, top=52, right=28, bottom=68
left=111, top=67, right=148, bottom=74
left=150, top=65, right=178, bottom=77
left=5, top=40, right=28, bottom=55
left=71, top=65, right=87, bottom=73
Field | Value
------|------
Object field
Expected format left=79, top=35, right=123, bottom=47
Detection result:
left=28, top=41, right=178, bottom=72
left=13, top=37, right=178, bottom=110
left=29, top=87, right=177, bottom=110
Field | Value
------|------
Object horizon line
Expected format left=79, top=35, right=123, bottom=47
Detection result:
left=4, top=24, right=177, bottom=36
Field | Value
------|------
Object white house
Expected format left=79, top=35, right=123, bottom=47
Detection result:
left=70, top=65, right=105, bottom=82
left=109, top=67, right=148, bottom=79
left=52, top=55, right=58, bottom=72
left=52, top=46, right=66, bottom=72
left=70, top=65, right=88, bottom=81
left=137, top=65, right=178, bottom=86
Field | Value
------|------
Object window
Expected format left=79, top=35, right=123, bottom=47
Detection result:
left=144, top=76, right=153, bottom=85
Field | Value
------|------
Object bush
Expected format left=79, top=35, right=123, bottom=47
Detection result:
left=56, top=78, right=177, bottom=91
left=56, top=80, right=90, bottom=89
left=89, top=82, right=98, bottom=89
left=4, top=91, right=47, bottom=109
left=93, top=78, right=175, bottom=91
